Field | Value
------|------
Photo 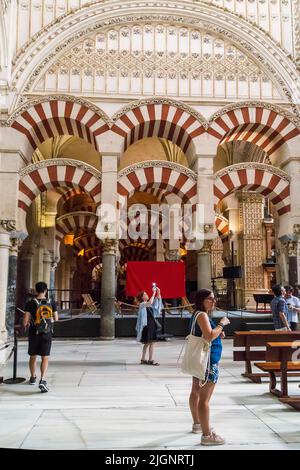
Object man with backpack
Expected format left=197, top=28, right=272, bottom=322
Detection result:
left=23, top=282, right=58, bottom=393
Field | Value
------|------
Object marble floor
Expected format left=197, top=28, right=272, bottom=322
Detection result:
left=0, top=338, right=300, bottom=450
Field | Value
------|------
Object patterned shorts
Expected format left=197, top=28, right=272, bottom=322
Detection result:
left=205, top=363, right=219, bottom=384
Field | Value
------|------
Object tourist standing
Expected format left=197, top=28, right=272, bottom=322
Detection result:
left=270, top=284, right=290, bottom=331
left=23, top=282, right=58, bottom=392
left=136, top=285, right=162, bottom=365
left=188, top=289, right=230, bottom=446
left=285, top=285, right=300, bottom=331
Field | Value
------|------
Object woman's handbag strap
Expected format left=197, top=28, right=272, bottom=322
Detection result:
left=190, top=311, right=204, bottom=335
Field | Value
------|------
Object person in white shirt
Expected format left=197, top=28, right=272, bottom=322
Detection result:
left=284, top=285, right=300, bottom=331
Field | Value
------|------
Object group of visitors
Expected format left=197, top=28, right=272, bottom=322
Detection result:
left=21, top=280, right=300, bottom=447
left=270, top=284, right=300, bottom=331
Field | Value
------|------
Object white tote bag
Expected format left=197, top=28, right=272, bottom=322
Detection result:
left=179, top=312, right=211, bottom=381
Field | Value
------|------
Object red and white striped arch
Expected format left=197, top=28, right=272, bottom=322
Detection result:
left=119, top=240, right=155, bottom=263
left=56, top=188, right=97, bottom=214
left=73, top=233, right=101, bottom=253
left=215, top=215, right=229, bottom=237
left=214, top=163, right=290, bottom=216
left=11, top=98, right=109, bottom=153
left=18, top=160, right=101, bottom=212
left=208, top=106, right=300, bottom=157
left=56, top=212, right=97, bottom=242
left=112, top=103, right=205, bottom=157
left=118, top=163, right=197, bottom=209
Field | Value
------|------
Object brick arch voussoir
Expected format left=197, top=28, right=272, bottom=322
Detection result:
left=18, top=162, right=101, bottom=213
left=214, top=165, right=290, bottom=216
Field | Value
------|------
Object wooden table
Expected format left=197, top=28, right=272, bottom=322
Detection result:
left=233, top=331, right=300, bottom=383
left=266, top=341, right=300, bottom=397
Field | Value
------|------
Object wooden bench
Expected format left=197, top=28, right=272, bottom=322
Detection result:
left=233, top=331, right=300, bottom=383
left=254, top=342, right=300, bottom=401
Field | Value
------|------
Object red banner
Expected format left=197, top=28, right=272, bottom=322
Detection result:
left=125, top=261, right=186, bottom=298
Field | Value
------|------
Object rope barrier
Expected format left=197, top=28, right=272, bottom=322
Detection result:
left=116, top=300, right=195, bottom=311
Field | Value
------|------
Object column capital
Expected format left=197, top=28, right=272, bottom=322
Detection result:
left=102, top=238, right=118, bottom=255
left=294, top=224, right=300, bottom=235
left=9, top=237, right=23, bottom=256
left=281, top=240, right=300, bottom=257
left=0, top=219, right=16, bottom=233
left=198, top=240, right=214, bottom=254
left=165, top=248, right=180, bottom=261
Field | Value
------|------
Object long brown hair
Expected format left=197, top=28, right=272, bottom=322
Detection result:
left=136, top=291, right=145, bottom=302
left=194, top=289, right=213, bottom=313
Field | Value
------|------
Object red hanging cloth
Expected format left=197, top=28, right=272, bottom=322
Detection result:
left=125, top=261, right=186, bottom=298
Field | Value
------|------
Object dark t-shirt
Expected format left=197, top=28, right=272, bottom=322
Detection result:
left=25, top=298, right=57, bottom=335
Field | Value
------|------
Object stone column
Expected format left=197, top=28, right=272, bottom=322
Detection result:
left=49, top=259, right=58, bottom=301
left=32, top=243, right=44, bottom=286
left=224, top=194, right=240, bottom=266
left=195, top=155, right=215, bottom=230
left=6, top=237, right=22, bottom=340
left=194, top=155, right=216, bottom=291
left=237, top=191, right=266, bottom=308
left=264, top=220, right=274, bottom=260
left=43, top=250, right=52, bottom=287
left=0, top=221, right=14, bottom=343
left=197, top=240, right=213, bottom=290
left=96, top=154, right=118, bottom=339
left=19, top=248, right=33, bottom=294
left=281, top=239, right=300, bottom=287
left=100, top=239, right=117, bottom=340
left=156, top=238, right=165, bottom=261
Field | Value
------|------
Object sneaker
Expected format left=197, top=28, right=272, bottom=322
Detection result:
left=29, top=376, right=36, bottom=385
left=201, top=431, right=225, bottom=446
left=192, top=423, right=202, bottom=434
left=39, top=379, right=49, bottom=393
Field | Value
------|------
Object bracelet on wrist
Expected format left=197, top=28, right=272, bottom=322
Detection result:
left=217, top=323, right=224, bottom=329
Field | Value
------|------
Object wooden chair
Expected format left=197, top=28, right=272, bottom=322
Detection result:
left=181, top=296, right=194, bottom=313
left=80, top=294, right=100, bottom=314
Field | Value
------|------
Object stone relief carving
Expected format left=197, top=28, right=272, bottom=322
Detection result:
left=165, top=248, right=181, bottom=261
left=208, top=100, right=300, bottom=128
left=10, top=3, right=300, bottom=108
left=215, top=162, right=290, bottom=182
left=282, top=240, right=299, bottom=257
left=27, top=24, right=280, bottom=101
left=19, top=158, right=102, bottom=180
left=6, top=94, right=111, bottom=127
left=118, top=160, right=197, bottom=181
left=294, top=224, right=300, bottom=235
left=292, top=0, right=300, bottom=68
left=0, top=220, right=16, bottom=232
left=112, top=97, right=206, bottom=127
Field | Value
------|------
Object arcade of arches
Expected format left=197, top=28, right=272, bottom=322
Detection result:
left=1, top=0, right=300, bottom=345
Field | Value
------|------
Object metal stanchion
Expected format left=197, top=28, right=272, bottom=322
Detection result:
left=157, top=307, right=173, bottom=341
left=3, top=328, right=26, bottom=384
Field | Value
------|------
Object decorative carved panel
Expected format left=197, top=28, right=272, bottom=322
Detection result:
left=32, top=23, right=282, bottom=100
left=238, top=192, right=265, bottom=290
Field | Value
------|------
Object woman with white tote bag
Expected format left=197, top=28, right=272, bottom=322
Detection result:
left=188, top=289, right=230, bottom=446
